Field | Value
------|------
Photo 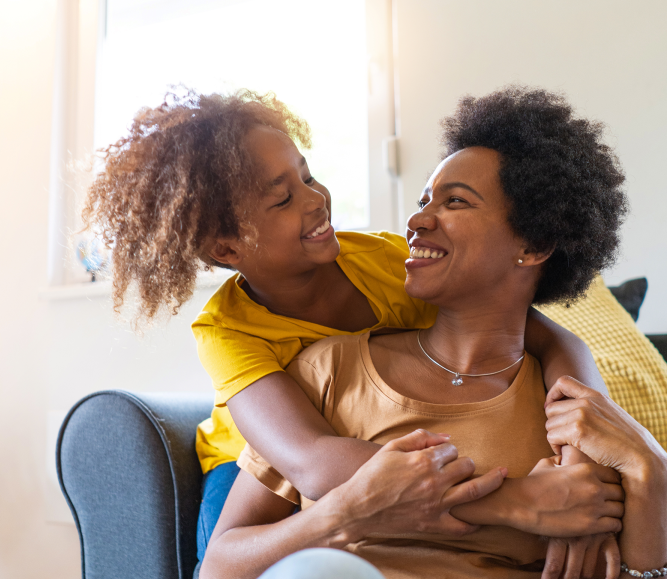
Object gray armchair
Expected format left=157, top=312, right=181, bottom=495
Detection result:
left=56, top=390, right=213, bottom=579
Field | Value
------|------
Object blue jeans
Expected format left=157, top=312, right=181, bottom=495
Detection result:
left=196, top=461, right=241, bottom=562
left=259, top=549, right=386, bottom=579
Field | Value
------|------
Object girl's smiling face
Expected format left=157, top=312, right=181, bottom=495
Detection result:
left=207, top=125, right=340, bottom=278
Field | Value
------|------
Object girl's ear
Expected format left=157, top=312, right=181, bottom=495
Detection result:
left=206, top=238, right=243, bottom=268
left=515, top=245, right=554, bottom=267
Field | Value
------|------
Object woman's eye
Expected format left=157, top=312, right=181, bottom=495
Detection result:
left=417, top=199, right=427, bottom=209
left=274, top=193, right=292, bottom=208
left=447, top=196, right=467, bottom=206
left=304, top=175, right=315, bottom=185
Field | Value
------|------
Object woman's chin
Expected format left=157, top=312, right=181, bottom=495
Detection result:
left=404, top=277, right=446, bottom=305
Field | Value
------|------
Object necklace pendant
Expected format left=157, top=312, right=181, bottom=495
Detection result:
left=452, top=374, right=463, bottom=386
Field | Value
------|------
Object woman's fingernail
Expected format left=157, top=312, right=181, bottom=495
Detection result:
left=500, top=467, right=508, bottom=477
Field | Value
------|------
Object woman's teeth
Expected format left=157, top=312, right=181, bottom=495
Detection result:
left=409, top=247, right=445, bottom=259
left=305, top=220, right=330, bottom=239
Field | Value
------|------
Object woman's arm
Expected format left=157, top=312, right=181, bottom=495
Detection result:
left=200, top=470, right=348, bottom=579
left=525, top=307, right=608, bottom=394
left=202, top=430, right=507, bottom=579
left=545, top=378, right=667, bottom=573
left=227, top=371, right=380, bottom=500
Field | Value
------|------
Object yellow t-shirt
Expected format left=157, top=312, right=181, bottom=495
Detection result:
left=192, top=231, right=438, bottom=473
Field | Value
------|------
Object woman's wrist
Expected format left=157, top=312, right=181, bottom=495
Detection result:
left=622, top=448, right=667, bottom=491
left=313, top=485, right=370, bottom=547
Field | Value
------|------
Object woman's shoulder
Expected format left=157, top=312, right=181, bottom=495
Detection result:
left=291, top=333, right=367, bottom=370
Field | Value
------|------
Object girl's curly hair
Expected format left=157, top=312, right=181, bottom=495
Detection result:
left=82, top=88, right=311, bottom=327
left=440, top=86, right=628, bottom=305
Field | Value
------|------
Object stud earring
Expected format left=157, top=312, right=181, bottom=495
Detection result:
left=517, top=259, right=523, bottom=264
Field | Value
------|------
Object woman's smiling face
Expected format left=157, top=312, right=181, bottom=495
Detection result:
left=405, top=146, right=531, bottom=308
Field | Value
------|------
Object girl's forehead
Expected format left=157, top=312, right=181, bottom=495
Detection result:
left=245, top=126, right=301, bottom=176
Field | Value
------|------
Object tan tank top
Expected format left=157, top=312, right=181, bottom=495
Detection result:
left=239, top=332, right=554, bottom=579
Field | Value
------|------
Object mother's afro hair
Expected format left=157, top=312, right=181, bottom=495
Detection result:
left=440, top=86, right=628, bottom=305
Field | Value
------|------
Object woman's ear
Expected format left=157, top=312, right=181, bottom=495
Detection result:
left=206, top=237, right=244, bottom=268
left=515, top=246, right=554, bottom=267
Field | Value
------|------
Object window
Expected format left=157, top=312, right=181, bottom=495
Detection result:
left=47, top=0, right=396, bottom=287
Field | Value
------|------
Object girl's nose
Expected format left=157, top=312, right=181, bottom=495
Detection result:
left=302, top=185, right=326, bottom=213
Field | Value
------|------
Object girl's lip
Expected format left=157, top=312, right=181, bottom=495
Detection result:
left=302, top=222, right=335, bottom=243
left=302, top=216, right=329, bottom=239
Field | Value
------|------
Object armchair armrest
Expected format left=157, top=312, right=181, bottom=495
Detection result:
left=56, top=390, right=213, bottom=579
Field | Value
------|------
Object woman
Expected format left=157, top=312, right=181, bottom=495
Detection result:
left=201, top=87, right=667, bottom=579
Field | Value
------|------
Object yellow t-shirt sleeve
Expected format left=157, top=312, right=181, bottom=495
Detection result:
left=193, top=324, right=285, bottom=406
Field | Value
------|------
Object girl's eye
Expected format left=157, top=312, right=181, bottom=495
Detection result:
left=274, top=193, right=292, bottom=208
left=417, top=199, right=427, bottom=209
left=304, top=175, right=315, bottom=185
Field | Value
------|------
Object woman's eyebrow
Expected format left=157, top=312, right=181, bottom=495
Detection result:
left=438, top=181, right=485, bottom=201
left=270, top=156, right=307, bottom=188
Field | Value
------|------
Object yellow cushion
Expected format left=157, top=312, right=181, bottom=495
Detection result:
left=538, top=276, right=667, bottom=450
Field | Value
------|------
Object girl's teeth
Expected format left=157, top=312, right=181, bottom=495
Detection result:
left=305, top=220, right=330, bottom=239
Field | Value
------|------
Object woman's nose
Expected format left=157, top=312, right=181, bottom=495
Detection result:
left=407, top=206, right=437, bottom=232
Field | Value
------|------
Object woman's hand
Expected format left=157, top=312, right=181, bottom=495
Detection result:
left=543, top=533, right=620, bottom=579
left=504, top=456, right=624, bottom=537
left=544, top=377, right=667, bottom=475
left=328, top=429, right=508, bottom=541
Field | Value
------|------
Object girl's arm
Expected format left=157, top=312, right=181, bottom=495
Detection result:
left=449, top=458, right=623, bottom=537
left=202, top=430, right=507, bottom=579
left=227, top=371, right=380, bottom=500
left=525, top=307, right=608, bottom=394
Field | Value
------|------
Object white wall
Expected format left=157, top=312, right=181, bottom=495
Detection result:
left=0, top=5, right=216, bottom=578
left=393, top=0, right=667, bottom=333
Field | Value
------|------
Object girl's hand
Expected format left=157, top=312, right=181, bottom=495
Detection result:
left=544, top=377, right=666, bottom=475
left=329, top=429, right=508, bottom=541
left=512, top=456, right=624, bottom=537
left=542, top=534, right=620, bottom=579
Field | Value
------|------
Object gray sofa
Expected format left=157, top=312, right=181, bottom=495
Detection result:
left=56, top=279, right=667, bottom=579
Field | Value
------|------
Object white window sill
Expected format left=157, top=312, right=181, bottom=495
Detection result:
left=39, top=270, right=234, bottom=301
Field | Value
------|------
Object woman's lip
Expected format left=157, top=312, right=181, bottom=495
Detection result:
left=409, top=238, right=446, bottom=252
left=302, top=222, right=335, bottom=243
left=405, top=254, right=447, bottom=269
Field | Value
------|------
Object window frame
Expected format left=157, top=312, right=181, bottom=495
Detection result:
left=46, top=0, right=398, bottom=291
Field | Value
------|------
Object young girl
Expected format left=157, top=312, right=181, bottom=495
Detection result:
left=82, top=88, right=608, bottom=566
